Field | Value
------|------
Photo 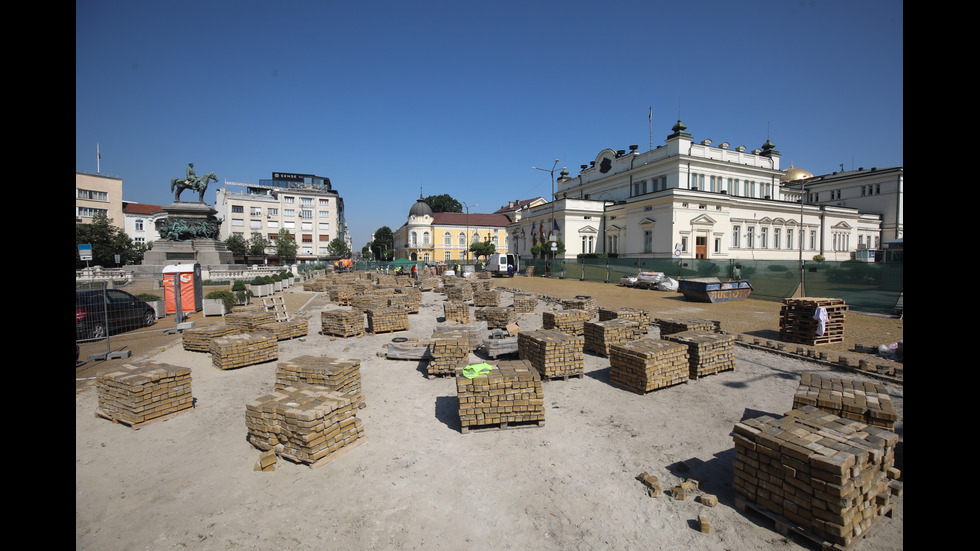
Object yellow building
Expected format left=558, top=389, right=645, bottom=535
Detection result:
left=394, top=196, right=511, bottom=264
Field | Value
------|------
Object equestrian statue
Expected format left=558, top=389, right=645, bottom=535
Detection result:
left=170, top=162, right=218, bottom=202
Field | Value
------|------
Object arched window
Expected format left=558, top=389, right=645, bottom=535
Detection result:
left=443, top=231, right=452, bottom=246
left=458, top=232, right=466, bottom=247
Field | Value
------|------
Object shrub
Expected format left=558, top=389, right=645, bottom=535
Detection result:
left=205, top=290, right=236, bottom=311
left=137, top=293, right=162, bottom=302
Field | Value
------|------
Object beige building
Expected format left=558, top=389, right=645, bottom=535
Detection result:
left=76, top=171, right=124, bottom=228
left=393, top=196, right=512, bottom=264
left=215, top=172, right=349, bottom=263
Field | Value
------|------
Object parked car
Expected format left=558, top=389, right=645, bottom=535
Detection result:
left=75, top=289, right=157, bottom=340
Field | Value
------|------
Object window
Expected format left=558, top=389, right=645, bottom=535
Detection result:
left=714, top=238, right=721, bottom=253
left=458, top=232, right=466, bottom=247
left=746, top=230, right=754, bottom=248
left=301, top=210, right=313, bottom=219
left=232, top=205, right=244, bottom=213
left=760, top=228, right=768, bottom=249
left=135, top=219, right=144, bottom=231
left=411, top=232, right=417, bottom=246
left=77, top=188, right=109, bottom=201
left=732, top=226, right=740, bottom=248
left=250, top=220, right=262, bottom=230
left=319, top=210, right=329, bottom=218
left=644, top=231, right=652, bottom=253
left=423, top=231, right=430, bottom=245
left=444, top=231, right=452, bottom=246
left=607, top=235, right=618, bottom=254
left=268, top=208, right=278, bottom=216
left=302, top=234, right=313, bottom=243
left=774, top=228, right=781, bottom=249
left=250, top=207, right=262, bottom=216
left=445, top=251, right=452, bottom=262
left=284, top=196, right=295, bottom=204
left=581, top=235, right=594, bottom=253
left=787, top=229, right=794, bottom=250
left=681, top=237, right=688, bottom=252
left=318, top=222, right=330, bottom=231
left=732, top=180, right=740, bottom=196
left=301, top=198, right=313, bottom=207
left=232, top=218, right=244, bottom=227
left=810, top=231, right=817, bottom=250
left=284, top=209, right=295, bottom=217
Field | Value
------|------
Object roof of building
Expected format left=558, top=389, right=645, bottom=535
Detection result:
left=493, top=197, right=545, bottom=214
left=123, top=202, right=165, bottom=215
left=408, top=196, right=434, bottom=217
left=432, top=212, right=511, bottom=227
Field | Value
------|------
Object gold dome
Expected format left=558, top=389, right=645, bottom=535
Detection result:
left=781, top=165, right=814, bottom=182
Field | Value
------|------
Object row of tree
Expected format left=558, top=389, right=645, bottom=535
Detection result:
left=224, top=230, right=352, bottom=262
left=75, top=213, right=149, bottom=268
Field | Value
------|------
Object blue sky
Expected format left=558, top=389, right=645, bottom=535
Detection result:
left=76, top=0, right=903, bottom=250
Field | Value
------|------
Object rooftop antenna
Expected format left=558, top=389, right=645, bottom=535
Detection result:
left=648, top=106, right=653, bottom=151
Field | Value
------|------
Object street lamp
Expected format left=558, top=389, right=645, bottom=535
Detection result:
left=462, top=201, right=477, bottom=267
left=532, top=159, right=561, bottom=276
left=798, top=181, right=807, bottom=297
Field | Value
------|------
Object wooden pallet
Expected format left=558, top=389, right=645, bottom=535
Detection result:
left=263, top=297, right=290, bottom=322
left=460, top=419, right=545, bottom=434
left=95, top=406, right=194, bottom=429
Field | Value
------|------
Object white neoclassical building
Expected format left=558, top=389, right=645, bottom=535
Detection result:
left=512, top=120, right=895, bottom=263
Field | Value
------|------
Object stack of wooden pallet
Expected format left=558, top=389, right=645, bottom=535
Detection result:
left=792, top=372, right=898, bottom=429
left=418, top=277, right=440, bottom=291
left=662, top=330, right=735, bottom=379
left=245, top=385, right=364, bottom=467
left=475, top=306, right=516, bottom=329
left=366, top=307, right=409, bottom=334
left=320, top=309, right=364, bottom=337
left=656, top=317, right=720, bottom=336
left=455, top=359, right=544, bottom=432
left=275, top=355, right=364, bottom=409
left=779, top=297, right=848, bottom=345
left=182, top=324, right=242, bottom=352
left=387, top=294, right=419, bottom=314
left=598, top=307, right=650, bottom=334
left=443, top=301, right=470, bottom=323
left=518, top=329, right=584, bottom=379
left=584, top=319, right=643, bottom=357
left=225, top=311, right=278, bottom=331
left=561, top=296, right=598, bottom=318
left=608, top=339, right=690, bottom=393
left=210, top=331, right=278, bottom=370
left=256, top=319, right=309, bottom=341
left=302, top=279, right=330, bottom=292
left=512, top=293, right=538, bottom=313
left=542, top=309, right=591, bottom=335
left=427, top=330, right=471, bottom=377
left=732, top=405, right=900, bottom=548
left=96, top=361, right=194, bottom=427
left=473, top=290, right=501, bottom=307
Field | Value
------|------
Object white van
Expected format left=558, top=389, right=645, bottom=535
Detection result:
left=486, top=253, right=519, bottom=277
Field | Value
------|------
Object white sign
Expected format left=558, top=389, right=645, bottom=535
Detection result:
left=551, top=241, right=557, bottom=251
left=78, top=244, right=92, bottom=261
left=673, top=249, right=681, bottom=257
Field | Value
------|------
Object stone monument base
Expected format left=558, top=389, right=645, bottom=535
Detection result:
left=142, top=239, right=235, bottom=267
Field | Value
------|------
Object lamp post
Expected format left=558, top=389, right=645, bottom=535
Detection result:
left=798, top=181, right=807, bottom=297
left=462, top=201, right=477, bottom=267
left=532, top=159, right=560, bottom=277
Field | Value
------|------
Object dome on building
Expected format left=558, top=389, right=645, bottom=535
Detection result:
left=409, top=196, right=433, bottom=218
left=781, top=164, right=814, bottom=182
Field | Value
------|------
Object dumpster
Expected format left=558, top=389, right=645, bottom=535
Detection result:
left=678, top=277, right=753, bottom=303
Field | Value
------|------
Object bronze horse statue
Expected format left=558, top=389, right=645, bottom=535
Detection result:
left=170, top=171, right=218, bottom=202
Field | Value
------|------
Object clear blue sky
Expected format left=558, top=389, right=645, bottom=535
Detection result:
left=76, top=0, right=903, bottom=250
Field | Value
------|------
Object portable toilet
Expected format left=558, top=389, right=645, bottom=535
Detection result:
left=162, top=263, right=203, bottom=314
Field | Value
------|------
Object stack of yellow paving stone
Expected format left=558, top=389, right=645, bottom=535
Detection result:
left=427, top=330, right=471, bottom=377
left=256, top=319, right=309, bottom=341
left=225, top=311, right=278, bottom=331
left=443, top=301, right=469, bottom=323
left=275, top=355, right=364, bottom=409
left=512, top=293, right=538, bottom=313
left=320, top=309, right=364, bottom=338
left=662, top=330, right=735, bottom=379
left=245, top=385, right=364, bottom=467
left=303, top=279, right=330, bottom=292
left=387, top=294, right=419, bottom=314
left=366, top=307, right=409, bottom=334
left=608, top=339, right=690, bottom=393
left=328, top=284, right=355, bottom=305
left=792, top=372, right=898, bottom=429
left=561, top=296, right=598, bottom=318
left=475, top=306, right=516, bottom=329
left=350, top=294, right=389, bottom=313
left=446, top=285, right=473, bottom=303
left=96, top=361, right=194, bottom=427
left=182, top=324, right=243, bottom=352
left=518, top=329, right=584, bottom=380
left=433, top=322, right=485, bottom=351
left=732, top=405, right=900, bottom=548
left=210, top=331, right=278, bottom=370
left=599, top=307, right=650, bottom=333
left=584, top=319, right=643, bottom=357
left=455, top=359, right=545, bottom=432
left=656, top=317, right=720, bottom=336
left=473, top=290, right=501, bottom=307
left=542, top=309, right=591, bottom=335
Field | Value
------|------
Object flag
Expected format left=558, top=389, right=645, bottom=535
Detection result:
left=530, top=222, right=535, bottom=234
left=553, top=219, right=560, bottom=232
left=649, top=106, right=652, bottom=122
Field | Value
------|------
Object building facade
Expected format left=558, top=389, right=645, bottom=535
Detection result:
left=76, top=171, right=124, bottom=228
left=512, top=121, right=890, bottom=263
left=122, top=202, right=166, bottom=246
left=215, top=172, right=349, bottom=263
left=393, top=196, right=511, bottom=264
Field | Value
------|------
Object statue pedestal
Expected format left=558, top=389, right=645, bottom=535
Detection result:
left=141, top=201, right=234, bottom=268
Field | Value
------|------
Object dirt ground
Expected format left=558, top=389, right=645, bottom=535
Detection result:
left=76, top=275, right=903, bottom=551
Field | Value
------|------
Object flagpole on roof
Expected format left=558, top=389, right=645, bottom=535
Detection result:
left=97, top=143, right=101, bottom=173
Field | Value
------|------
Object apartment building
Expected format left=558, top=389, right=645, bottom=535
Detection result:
left=76, top=171, right=124, bottom=228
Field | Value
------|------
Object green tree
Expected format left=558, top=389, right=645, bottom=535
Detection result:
left=424, top=194, right=462, bottom=213
left=469, top=240, right=495, bottom=260
left=327, top=237, right=351, bottom=258
left=274, top=228, right=298, bottom=262
left=75, top=213, right=144, bottom=268
left=371, top=226, right=394, bottom=261
left=225, top=234, right=248, bottom=256
left=249, top=232, right=270, bottom=256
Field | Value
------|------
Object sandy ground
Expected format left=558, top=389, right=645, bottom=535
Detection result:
left=75, top=276, right=903, bottom=551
